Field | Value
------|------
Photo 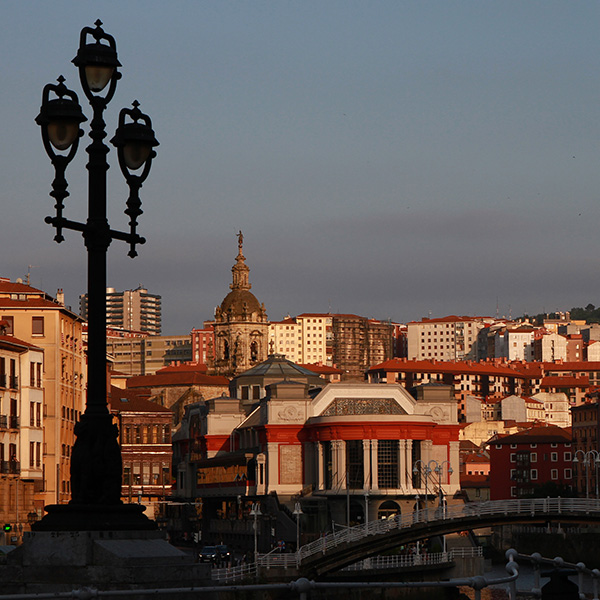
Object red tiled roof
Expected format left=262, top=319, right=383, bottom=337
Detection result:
left=541, top=375, right=589, bottom=387
left=127, top=372, right=229, bottom=388
left=0, top=298, right=64, bottom=309
left=156, top=363, right=208, bottom=374
left=0, top=335, right=43, bottom=351
left=543, top=361, right=600, bottom=371
left=461, top=474, right=490, bottom=488
left=369, top=358, right=522, bottom=378
left=494, top=424, right=571, bottom=445
left=299, top=363, right=343, bottom=374
left=0, top=279, right=46, bottom=294
left=109, top=386, right=171, bottom=413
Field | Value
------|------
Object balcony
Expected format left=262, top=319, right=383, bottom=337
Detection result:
left=8, top=416, right=19, bottom=429
left=9, top=375, right=18, bottom=389
left=0, top=415, right=7, bottom=429
left=0, top=461, right=20, bottom=475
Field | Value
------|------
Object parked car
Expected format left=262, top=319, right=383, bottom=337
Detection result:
left=216, top=544, right=232, bottom=564
left=198, top=545, right=219, bottom=563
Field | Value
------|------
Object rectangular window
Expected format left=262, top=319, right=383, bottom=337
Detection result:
left=377, top=440, right=399, bottom=489
left=30, top=402, right=35, bottom=426
left=30, top=363, right=36, bottom=387
left=347, top=440, right=364, bottom=489
left=564, top=452, right=572, bottom=462
left=564, top=468, right=572, bottom=479
left=510, top=453, right=516, bottom=463
left=36, top=442, right=41, bottom=467
left=32, top=317, right=44, bottom=336
left=511, top=486, right=517, bottom=498
left=531, top=469, right=538, bottom=480
left=551, top=452, right=558, bottom=462
left=1, top=317, right=14, bottom=335
left=30, top=441, right=35, bottom=467
left=36, top=403, right=41, bottom=427
left=551, top=469, right=558, bottom=480
left=530, top=453, right=537, bottom=463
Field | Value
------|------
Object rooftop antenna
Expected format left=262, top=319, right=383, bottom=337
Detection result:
left=26, top=265, right=38, bottom=285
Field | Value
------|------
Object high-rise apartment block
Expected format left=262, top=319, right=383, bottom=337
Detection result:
left=80, top=285, right=162, bottom=335
left=0, top=278, right=85, bottom=509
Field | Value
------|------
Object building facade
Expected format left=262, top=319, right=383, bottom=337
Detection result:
left=0, top=278, right=85, bottom=507
left=0, top=333, right=44, bottom=540
left=81, top=285, right=162, bottom=335
left=109, top=386, right=173, bottom=517
left=406, top=316, right=495, bottom=362
left=489, top=425, right=573, bottom=500
left=173, top=354, right=461, bottom=550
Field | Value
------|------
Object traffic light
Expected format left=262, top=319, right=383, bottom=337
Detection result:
left=3, top=524, right=11, bottom=533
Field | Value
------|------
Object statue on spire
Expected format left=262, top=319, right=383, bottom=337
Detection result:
left=237, top=230, right=244, bottom=253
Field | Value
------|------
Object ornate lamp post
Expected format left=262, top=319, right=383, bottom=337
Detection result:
left=250, top=502, right=262, bottom=559
left=573, top=450, right=600, bottom=499
left=34, top=21, right=158, bottom=531
left=293, top=501, right=303, bottom=557
left=413, top=460, right=432, bottom=521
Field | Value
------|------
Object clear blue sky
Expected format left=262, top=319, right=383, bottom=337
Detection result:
left=3, top=2, right=600, bottom=333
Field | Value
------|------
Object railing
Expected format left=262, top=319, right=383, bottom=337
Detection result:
left=296, top=497, right=600, bottom=567
left=211, top=562, right=257, bottom=582
left=0, top=461, right=20, bottom=474
left=506, top=548, right=600, bottom=599
left=8, top=416, right=19, bottom=429
left=0, top=562, right=520, bottom=600
left=0, top=415, right=6, bottom=429
left=342, top=546, right=482, bottom=571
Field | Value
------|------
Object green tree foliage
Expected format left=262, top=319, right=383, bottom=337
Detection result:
left=520, top=304, right=600, bottom=325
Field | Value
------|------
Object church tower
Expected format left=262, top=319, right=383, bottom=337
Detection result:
left=209, top=232, right=268, bottom=377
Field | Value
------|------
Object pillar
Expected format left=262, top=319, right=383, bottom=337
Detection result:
left=399, top=440, right=407, bottom=490
left=370, top=439, right=379, bottom=491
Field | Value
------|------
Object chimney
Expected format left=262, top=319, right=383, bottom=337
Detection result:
left=56, top=289, right=65, bottom=305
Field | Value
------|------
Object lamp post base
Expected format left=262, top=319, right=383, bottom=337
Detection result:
left=32, top=503, right=157, bottom=532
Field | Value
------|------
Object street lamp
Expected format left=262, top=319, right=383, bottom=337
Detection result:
left=432, top=460, right=453, bottom=517
left=250, top=502, right=262, bottom=559
left=413, top=460, right=432, bottom=521
left=34, top=20, right=158, bottom=531
left=293, top=502, right=303, bottom=555
left=573, top=450, right=600, bottom=499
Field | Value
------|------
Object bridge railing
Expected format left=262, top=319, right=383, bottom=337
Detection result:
left=342, top=546, right=483, bottom=571
left=296, top=497, right=600, bottom=566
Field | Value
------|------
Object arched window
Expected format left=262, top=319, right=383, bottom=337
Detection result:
left=223, top=340, right=229, bottom=360
left=250, top=341, right=258, bottom=362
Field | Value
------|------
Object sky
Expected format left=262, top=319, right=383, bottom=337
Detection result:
left=3, top=2, right=600, bottom=334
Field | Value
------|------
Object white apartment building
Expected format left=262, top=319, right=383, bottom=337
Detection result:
left=494, top=327, right=536, bottom=361
left=406, top=316, right=494, bottom=361
left=269, top=317, right=301, bottom=363
left=269, top=314, right=332, bottom=365
left=534, top=331, right=567, bottom=362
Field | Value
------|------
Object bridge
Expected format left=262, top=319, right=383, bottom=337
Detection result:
left=292, top=497, right=600, bottom=577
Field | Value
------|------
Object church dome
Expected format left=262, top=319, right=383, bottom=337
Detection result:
left=219, top=289, right=263, bottom=320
